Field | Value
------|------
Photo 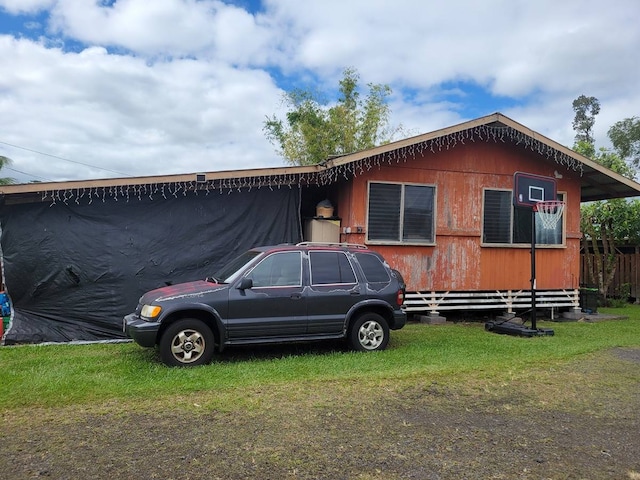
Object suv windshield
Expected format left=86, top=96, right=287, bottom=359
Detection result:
left=211, top=250, right=262, bottom=283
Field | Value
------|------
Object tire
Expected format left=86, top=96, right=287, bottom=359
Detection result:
left=349, top=313, right=389, bottom=352
left=159, top=318, right=215, bottom=367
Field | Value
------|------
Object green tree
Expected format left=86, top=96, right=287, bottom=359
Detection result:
left=572, top=95, right=600, bottom=146
left=264, top=68, right=402, bottom=166
left=574, top=97, right=639, bottom=303
left=574, top=141, right=635, bottom=180
left=608, top=116, right=640, bottom=167
left=0, top=155, right=15, bottom=185
left=577, top=145, right=628, bottom=301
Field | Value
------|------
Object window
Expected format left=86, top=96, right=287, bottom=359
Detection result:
left=482, top=189, right=564, bottom=245
left=355, top=252, right=391, bottom=283
left=248, top=252, right=302, bottom=287
left=309, top=251, right=357, bottom=285
left=367, top=182, right=435, bottom=243
left=213, top=250, right=261, bottom=283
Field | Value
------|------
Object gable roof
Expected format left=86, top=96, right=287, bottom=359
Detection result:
left=2, top=112, right=639, bottom=205
left=323, top=112, right=640, bottom=202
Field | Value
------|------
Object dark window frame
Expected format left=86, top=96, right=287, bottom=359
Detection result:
left=366, top=181, right=436, bottom=245
left=482, top=188, right=565, bottom=247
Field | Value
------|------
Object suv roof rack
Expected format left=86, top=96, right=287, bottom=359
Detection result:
left=296, top=242, right=368, bottom=249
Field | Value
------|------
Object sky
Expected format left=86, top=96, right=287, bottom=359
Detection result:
left=0, top=0, right=639, bottom=184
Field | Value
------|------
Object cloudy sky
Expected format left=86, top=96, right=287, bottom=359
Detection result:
left=0, top=0, right=638, bottom=184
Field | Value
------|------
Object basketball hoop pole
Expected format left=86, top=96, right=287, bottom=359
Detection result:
left=508, top=173, right=560, bottom=337
left=530, top=206, right=538, bottom=330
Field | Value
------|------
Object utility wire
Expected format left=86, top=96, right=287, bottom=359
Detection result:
left=0, top=140, right=133, bottom=177
left=4, top=167, right=53, bottom=182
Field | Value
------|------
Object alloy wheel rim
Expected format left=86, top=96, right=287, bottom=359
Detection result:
left=358, top=320, right=383, bottom=350
left=171, top=329, right=205, bottom=363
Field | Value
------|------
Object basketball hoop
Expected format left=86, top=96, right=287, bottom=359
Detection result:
left=534, top=200, right=565, bottom=230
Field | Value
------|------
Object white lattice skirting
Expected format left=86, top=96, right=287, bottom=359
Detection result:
left=403, top=289, right=580, bottom=316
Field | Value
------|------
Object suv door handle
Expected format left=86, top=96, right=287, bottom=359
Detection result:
left=350, top=291, right=360, bottom=295
left=290, top=293, right=302, bottom=300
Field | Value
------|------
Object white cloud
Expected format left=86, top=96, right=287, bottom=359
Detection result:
left=263, top=0, right=640, bottom=146
left=48, top=0, right=219, bottom=55
left=0, top=0, right=54, bottom=14
left=0, top=35, right=283, bottom=182
left=0, top=0, right=639, bottom=183
left=43, top=0, right=274, bottom=62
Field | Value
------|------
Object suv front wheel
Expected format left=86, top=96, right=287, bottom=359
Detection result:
left=349, top=313, right=389, bottom=351
left=159, top=318, right=215, bottom=367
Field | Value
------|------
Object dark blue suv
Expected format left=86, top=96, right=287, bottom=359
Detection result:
left=124, top=243, right=406, bottom=366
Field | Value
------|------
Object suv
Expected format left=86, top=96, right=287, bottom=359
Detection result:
left=124, top=243, right=406, bottom=366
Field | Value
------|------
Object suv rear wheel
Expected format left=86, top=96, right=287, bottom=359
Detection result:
left=349, top=313, right=389, bottom=351
left=159, top=318, right=214, bottom=367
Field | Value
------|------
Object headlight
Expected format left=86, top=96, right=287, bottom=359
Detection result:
left=141, top=305, right=162, bottom=319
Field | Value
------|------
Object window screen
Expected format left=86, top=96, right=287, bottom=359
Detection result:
left=483, top=189, right=564, bottom=245
left=483, top=190, right=511, bottom=243
left=368, top=183, right=401, bottom=241
left=368, top=182, right=435, bottom=243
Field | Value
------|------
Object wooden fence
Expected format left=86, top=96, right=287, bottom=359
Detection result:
left=580, top=252, right=640, bottom=299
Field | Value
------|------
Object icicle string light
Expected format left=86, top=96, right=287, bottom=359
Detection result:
left=40, top=125, right=582, bottom=206
left=312, top=125, right=583, bottom=186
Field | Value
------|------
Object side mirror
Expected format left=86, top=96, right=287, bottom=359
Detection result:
left=237, top=277, right=253, bottom=290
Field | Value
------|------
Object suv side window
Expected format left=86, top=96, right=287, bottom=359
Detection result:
left=309, top=251, right=357, bottom=285
left=354, top=252, right=390, bottom=283
left=247, top=251, right=302, bottom=287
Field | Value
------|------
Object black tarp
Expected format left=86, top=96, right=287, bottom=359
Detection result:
left=0, top=186, right=301, bottom=344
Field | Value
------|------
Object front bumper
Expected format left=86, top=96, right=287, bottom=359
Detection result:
left=123, top=313, right=161, bottom=347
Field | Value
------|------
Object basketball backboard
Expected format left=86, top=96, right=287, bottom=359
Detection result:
left=513, top=172, right=557, bottom=208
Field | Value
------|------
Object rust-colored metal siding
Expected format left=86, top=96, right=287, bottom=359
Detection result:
left=334, top=141, right=582, bottom=292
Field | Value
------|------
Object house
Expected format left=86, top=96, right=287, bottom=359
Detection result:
left=2, top=112, right=639, bottom=344
left=316, top=113, right=640, bottom=319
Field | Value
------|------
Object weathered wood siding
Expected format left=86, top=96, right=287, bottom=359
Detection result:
left=334, top=141, right=582, bottom=292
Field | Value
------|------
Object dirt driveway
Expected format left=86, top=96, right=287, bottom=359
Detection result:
left=1, top=347, right=639, bottom=479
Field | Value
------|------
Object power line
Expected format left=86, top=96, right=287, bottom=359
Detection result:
left=4, top=167, right=53, bottom=182
left=0, top=140, right=134, bottom=177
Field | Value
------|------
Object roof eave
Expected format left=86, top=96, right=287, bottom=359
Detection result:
left=3, top=112, right=640, bottom=203
left=325, top=112, right=640, bottom=202
left=0, top=164, right=320, bottom=195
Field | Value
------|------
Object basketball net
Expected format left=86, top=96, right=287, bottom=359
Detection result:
left=534, top=200, right=565, bottom=230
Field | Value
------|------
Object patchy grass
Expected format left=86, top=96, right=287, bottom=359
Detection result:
left=1, top=309, right=639, bottom=410
left=1, top=310, right=639, bottom=479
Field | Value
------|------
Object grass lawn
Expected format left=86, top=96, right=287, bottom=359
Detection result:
left=2, top=306, right=639, bottom=411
